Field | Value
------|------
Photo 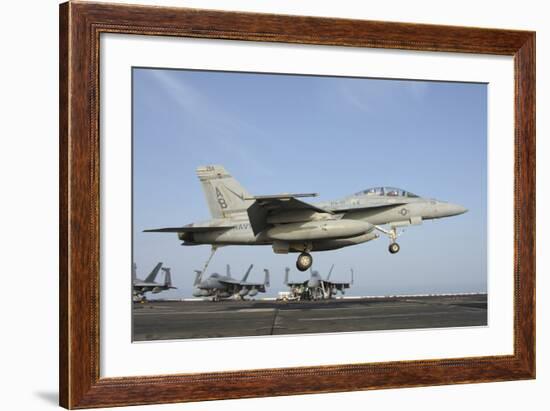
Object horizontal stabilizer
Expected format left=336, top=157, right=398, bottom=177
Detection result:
left=144, top=226, right=233, bottom=233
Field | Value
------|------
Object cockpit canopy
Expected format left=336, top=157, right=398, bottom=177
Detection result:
left=352, top=187, right=419, bottom=198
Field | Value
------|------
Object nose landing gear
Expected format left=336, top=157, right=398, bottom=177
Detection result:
left=389, top=242, right=400, bottom=254
left=375, top=226, right=402, bottom=254
left=296, top=252, right=313, bottom=271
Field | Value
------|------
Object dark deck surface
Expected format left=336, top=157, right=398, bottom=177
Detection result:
left=132, top=294, right=487, bottom=341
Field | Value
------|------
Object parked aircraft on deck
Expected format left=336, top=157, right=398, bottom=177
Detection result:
left=132, top=262, right=176, bottom=301
left=192, top=264, right=270, bottom=301
left=284, top=265, right=354, bottom=300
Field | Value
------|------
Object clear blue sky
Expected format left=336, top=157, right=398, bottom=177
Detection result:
left=132, top=67, right=487, bottom=298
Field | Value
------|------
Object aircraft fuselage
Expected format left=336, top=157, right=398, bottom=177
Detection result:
left=181, top=196, right=466, bottom=252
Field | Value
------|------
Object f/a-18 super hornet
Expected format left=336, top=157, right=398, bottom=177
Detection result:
left=132, top=262, right=176, bottom=301
left=284, top=265, right=354, bottom=300
left=145, top=165, right=467, bottom=271
left=192, top=264, right=270, bottom=301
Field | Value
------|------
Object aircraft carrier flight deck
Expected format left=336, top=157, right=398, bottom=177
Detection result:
left=132, top=293, right=487, bottom=341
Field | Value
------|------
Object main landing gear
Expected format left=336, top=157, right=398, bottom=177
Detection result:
left=296, top=252, right=313, bottom=271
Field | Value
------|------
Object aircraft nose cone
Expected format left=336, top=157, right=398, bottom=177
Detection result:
left=446, top=203, right=468, bottom=216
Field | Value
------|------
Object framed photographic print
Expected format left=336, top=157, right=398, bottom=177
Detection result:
left=59, top=1, right=535, bottom=408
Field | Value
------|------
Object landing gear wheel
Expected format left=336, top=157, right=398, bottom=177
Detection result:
left=389, top=243, right=400, bottom=254
left=296, top=252, right=313, bottom=271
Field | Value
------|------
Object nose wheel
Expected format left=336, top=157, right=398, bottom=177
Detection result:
left=389, top=242, right=400, bottom=254
left=296, top=252, right=313, bottom=271
left=375, top=226, right=402, bottom=254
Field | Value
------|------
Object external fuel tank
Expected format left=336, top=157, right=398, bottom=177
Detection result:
left=266, top=219, right=373, bottom=242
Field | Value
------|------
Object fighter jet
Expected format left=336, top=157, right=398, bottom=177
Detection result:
left=284, top=265, right=354, bottom=300
left=192, top=264, right=270, bottom=301
left=132, top=262, right=176, bottom=301
left=145, top=165, right=467, bottom=271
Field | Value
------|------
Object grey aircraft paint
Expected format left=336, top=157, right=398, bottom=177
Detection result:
left=284, top=265, right=354, bottom=300
left=132, top=262, right=176, bottom=301
left=145, top=165, right=467, bottom=272
left=192, top=264, right=270, bottom=301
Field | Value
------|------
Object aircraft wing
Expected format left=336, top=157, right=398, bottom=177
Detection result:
left=255, top=284, right=268, bottom=293
left=286, top=281, right=307, bottom=288
left=217, top=280, right=268, bottom=294
left=324, top=281, right=351, bottom=290
left=252, top=194, right=329, bottom=213
left=238, top=281, right=267, bottom=287
left=143, top=225, right=234, bottom=233
left=217, top=278, right=243, bottom=286
left=247, top=193, right=332, bottom=235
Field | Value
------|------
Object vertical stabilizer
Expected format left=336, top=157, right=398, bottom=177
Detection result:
left=161, top=267, right=173, bottom=288
left=132, top=263, right=137, bottom=282
left=264, top=269, right=270, bottom=287
left=196, top=165, right=253, bottom=218
left=145, top=262, right=163, bottom=282
left=327, top=264, right=335, bottom=281
left=193, top=270, right=203, bottom=286
left=242, top=264, right=254, bottom=282
left=284, top=267, right=290, bottom=285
